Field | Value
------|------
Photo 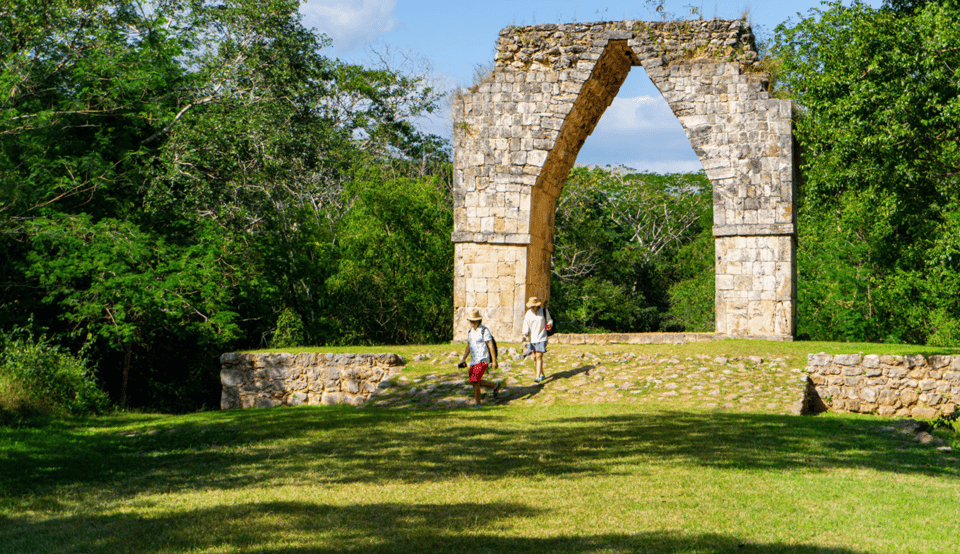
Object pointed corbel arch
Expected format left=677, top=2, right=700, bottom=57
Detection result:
left=452, top=20, right=796, bottom=342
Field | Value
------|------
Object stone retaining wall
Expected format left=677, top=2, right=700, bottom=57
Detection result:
left=219, top=352, right=405, bottom=410
left=551, top=332, right=720, bottom=345
left=806, top=354, right=960, bottom=418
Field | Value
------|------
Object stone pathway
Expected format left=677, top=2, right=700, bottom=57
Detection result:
left=368, top=348, right=807, bottom=413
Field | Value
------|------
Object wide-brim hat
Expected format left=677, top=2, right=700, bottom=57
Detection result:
left=526, top=296, right=542, bottom=308
left=466, top=309, right=483, bottom=321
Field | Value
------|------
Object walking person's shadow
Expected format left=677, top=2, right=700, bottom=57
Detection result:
left=501, top=364, right=595, bottom=402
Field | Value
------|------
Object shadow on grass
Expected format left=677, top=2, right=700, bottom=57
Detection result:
left=1, top=406, right=957, bottom=502
left=497, top=364, right=593, bottom=402
left=544, top=363, right=595, bottom=382
left=0, top=500, right=869, bottom=554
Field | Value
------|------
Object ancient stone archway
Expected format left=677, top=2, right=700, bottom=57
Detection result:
left=452, top=19, right=795, bottom=342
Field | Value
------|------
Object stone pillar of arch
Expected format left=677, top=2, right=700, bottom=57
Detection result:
left=452, top=20, right=795, bottom=342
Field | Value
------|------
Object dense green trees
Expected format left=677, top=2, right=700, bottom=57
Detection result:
left=774, top=0, right=960, bottom=344
left=0, top=0, right=450, bottom=411
left=4, top=0, right=960, bottom=414
left=551, top=167, right=714, bottom=333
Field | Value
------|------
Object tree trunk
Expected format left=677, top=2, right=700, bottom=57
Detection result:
left=120, top=343, right=132, bottom=408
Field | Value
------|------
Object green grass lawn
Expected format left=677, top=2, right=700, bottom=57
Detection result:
left=2, top=341, right=960, bottom=554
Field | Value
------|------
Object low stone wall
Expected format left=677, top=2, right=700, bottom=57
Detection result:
left=220, top=352, right=405, bottom=410
left=806, top=354, right=960, bottom=418
left=551, top=332, right=720, bottom=345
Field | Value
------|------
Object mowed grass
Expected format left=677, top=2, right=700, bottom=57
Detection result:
left=2, top=341, right=960, bottom=554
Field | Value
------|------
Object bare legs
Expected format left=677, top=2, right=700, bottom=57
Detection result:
left=533, top=352, right=545, bottom=381
left=472, top=380, right=497, bottom=405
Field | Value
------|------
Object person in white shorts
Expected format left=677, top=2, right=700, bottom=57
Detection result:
left=521, top=296, right=552, bottom=384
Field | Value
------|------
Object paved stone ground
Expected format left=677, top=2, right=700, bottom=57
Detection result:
left=367, top=348, right=808, bottom=413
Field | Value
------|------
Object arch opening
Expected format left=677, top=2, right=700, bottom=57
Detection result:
left=552, top=64, right=715, bottom=334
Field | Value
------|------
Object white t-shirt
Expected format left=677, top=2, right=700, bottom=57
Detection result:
left=467, top=325, right=493, bottom=365
left=522, top=308, right=552, bottom=344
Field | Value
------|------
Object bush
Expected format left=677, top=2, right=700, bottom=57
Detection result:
left=0, top=329, right=110, bottom=422
left=270, top=307, right=306, bottom=348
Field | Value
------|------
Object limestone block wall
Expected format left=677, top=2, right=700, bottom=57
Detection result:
left=552, top=332, right=719, bottom=345
left=806, top=354, right=960, bottom=418
left=715, top=235, right=795, bottom=338
left=453, top=242, right=527, bottom=340
left=219, top=352, right=405, bottom=409
left=453, top=19, right=795, bottom=342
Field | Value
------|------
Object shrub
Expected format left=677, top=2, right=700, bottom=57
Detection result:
left=270, top=307, right=306, bottom=348
left=0, top=328, right=110, bottom=422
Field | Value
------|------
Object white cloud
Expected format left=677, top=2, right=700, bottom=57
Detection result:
left=576, top=94, right=704, bottom=173
left=595, top=94, right=682, bottom=132
left=299, top=0, right=397, bottom=52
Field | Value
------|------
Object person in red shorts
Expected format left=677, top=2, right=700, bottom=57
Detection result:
left=458, top=309, right=501, bottom=408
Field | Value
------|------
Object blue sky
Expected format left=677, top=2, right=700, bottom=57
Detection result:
left=297, top=0, right=882, bottom=172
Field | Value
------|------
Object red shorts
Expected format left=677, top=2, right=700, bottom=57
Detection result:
left=468, top=362, right=488, bottom=383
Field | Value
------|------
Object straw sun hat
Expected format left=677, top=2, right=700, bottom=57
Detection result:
left=526, top=296, right=542, bottom=308
left=466, top=309, right=483, bottom=321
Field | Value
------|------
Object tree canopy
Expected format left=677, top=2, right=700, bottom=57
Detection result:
left=774, top=0, right=960, bottom=344
left=0, top=0, right=451, bottom=410
left=551, top=167, right=714, bottom=334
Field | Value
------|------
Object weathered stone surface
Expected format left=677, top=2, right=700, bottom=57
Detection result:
left=220, top=352, right=405, bottom=410
left=835, top=354, right=862, bottom=366
left=912, top=407, right=939, bottom=419
left=906, top=355, right=926, bottom=368
left=221, top=388, right=240, bottom=410
left=807, top=353, right=958, bottom=418
left=551, top=332, right=719, bottom=345
left=220, top=369, right=243, bottom=388
left=344, top=394, right=364, bottom=406
left=843, top=366, right=863, bottom=377
left=453, top=19, right=793, bottom=342
left=321, top=392, right=341, bottom=406
left=266, top=366, right=300, bottom=381
left=287, top=391, right=308, bottom=406
left=886, top=367, right=909, bottom=379
left=844, top=376, right=863, bottom=387
left=930, top=355, right=952, bottom=369
left=859, top=387, right=878, bottom=403
left=808, top=354, right=832, bottom=366
left=256, top=397, right=282, bottom=409
left=878, top=406, right=897, bottom=417
left=878, top=389, right=899, bottom=407
left=900, top=390, right=920, bottom=406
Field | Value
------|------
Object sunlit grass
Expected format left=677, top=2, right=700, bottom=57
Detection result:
left=2, top=396, right=959, bottom=553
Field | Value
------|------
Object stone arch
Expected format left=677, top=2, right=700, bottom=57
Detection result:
left=452, top=20, right=795, bottom=342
